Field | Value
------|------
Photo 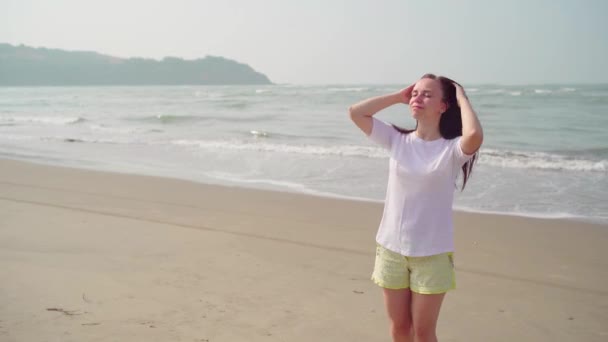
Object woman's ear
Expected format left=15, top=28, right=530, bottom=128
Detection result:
left=441, top=101, right=448, bottom=114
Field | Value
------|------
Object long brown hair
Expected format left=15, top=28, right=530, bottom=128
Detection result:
left=393, top=73, right=477, bottom=190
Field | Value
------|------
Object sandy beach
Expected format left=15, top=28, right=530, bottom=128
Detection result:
left=0, top=158, right=606, bottom=342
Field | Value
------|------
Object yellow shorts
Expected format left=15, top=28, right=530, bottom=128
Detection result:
left=371, top=244, right=456, bottom=294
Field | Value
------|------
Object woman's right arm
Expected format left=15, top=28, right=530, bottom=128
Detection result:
left=348, top=85, right=412, bottom=136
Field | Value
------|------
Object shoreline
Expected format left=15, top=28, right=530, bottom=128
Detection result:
left=1, top=156, right=604, bottom=225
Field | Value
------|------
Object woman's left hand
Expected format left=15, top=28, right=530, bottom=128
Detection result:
left=453, top=83, right=468, bottom=104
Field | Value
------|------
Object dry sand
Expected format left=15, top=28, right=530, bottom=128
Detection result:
left=1, top=158, right=606, bottom=341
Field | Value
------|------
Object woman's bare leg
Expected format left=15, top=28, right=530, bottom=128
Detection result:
left=410, top=292, right=446, bottom=342
left=383, top=288, right=414, bottom=342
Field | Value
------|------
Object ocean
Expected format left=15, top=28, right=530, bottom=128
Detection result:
left=1, top=84, right=606, bottom=224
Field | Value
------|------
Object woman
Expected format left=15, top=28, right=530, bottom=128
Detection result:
left=349, top=74, right=483, bottom=342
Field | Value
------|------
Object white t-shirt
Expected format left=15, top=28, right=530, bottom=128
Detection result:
left=369, top=117, right=474, bottom=257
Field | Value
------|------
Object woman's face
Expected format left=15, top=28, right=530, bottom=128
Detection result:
left=409, top=78, right=446, bottom=120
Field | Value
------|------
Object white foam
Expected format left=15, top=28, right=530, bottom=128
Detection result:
left=327, top=87, right=369, bottom=92
left=0, top=116, right=84, bottom=125
left=89, top=124, right=141, bottom=134
left=39, top=135, right=137, bottom=145
left=454, top=205, right=605, bottom=223
left=203, top=171, right=606, bottom=223
left=0, top=134, right=36, bottom=141
left=479, top=148, right=607, bottom=172
left=250, top=130, right=269, bottom=138
left=534, top=89, right=552, bottom=94
left=203, top=171, right=380, bottom=203
left=171, top=139, right=389, bottom=158
left=171, top=139, right=606, bottom=172
left=206, top=171, right=314, bottom=192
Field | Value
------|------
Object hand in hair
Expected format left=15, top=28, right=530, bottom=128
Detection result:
left=453, top=82, right=468, bottom=104
left=398, top=84, right=415, bottom=104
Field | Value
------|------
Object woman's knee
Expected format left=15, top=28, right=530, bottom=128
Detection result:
left=412, top=323, right=436, bottom=340
left=390, top=320, right=413, bottom=338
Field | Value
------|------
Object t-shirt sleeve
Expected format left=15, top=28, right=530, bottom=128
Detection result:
left=368, top=117, right=399, bottom=151
left=452, top=136, right=476, bottom=167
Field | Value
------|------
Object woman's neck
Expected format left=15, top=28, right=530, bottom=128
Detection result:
left=414, top=121, right=442, bottom=141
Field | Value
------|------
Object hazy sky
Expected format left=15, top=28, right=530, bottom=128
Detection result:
left=2, top=0, right=607, bottom=84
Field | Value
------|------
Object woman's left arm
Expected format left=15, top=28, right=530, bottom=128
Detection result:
left=455, top=84, right=483, bottom=155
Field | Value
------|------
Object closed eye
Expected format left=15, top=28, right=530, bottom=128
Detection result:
left=412, top=90, right=433, bottom=97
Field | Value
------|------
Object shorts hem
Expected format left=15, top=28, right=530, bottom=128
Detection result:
left=409, top=286, right=455, bottom=295
left=371, top=276, right=409, bottom=290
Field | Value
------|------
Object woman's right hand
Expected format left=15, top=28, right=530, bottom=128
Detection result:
left=349, top=86, right=413, bottom=136
left=399, top=84, right=415, bottom=104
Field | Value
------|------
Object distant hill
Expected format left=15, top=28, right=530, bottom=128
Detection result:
left=0, top=43, right=272, bottom=86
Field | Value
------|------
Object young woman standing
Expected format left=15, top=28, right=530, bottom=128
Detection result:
left=349, top=74, right=483, bottom=342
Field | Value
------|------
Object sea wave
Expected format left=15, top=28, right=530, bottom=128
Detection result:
left=479, top=148, right=606, bottom=172
left=39, top=136, right=134, bottom=144
left=203, top=171, right=379, bottom=202
left=171, top=139, right=389, bottom=158
left=0, top=116, right=85, bottom=125
left=151, top=114, right=201, bottom=124
left=327, top=87, right=370, bottom=92
left=88, top=124, right=158, bottom=135
left=170, top=139, right=607, bottom=172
